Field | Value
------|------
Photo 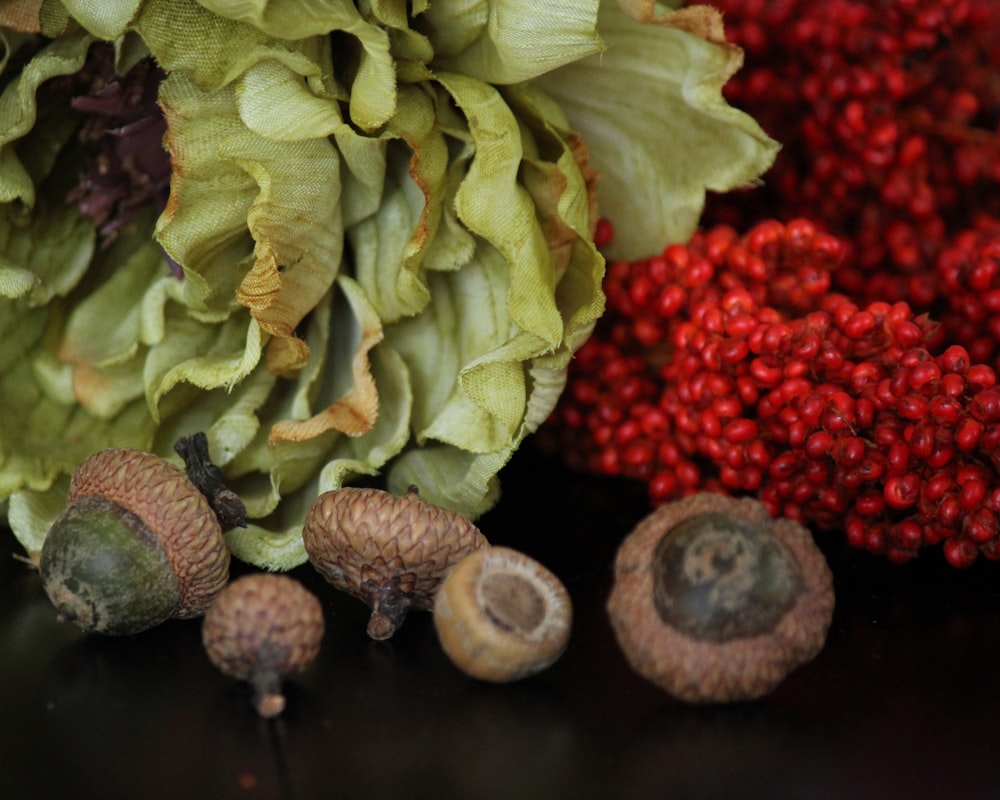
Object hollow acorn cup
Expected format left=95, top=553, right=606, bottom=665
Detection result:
left=39, top=447, right=231, bottom=635
left=434, top=546, right=573, bottom=683
left=202, top=573, right=324, bottom=718
left=607, top=492, right=835, bottom=703
left=302, top=486, right=489, bottom=640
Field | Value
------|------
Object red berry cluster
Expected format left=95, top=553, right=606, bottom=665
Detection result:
left=935, top=220, right=1000, bottom=370
left=700, top=0, right=1000, bottom=343
left=542, top=219, right=1000, bottom=567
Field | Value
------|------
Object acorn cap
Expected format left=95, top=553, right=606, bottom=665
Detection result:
left=202, top=573, right=324, bottom=680
left=607, top=493, right=835, bottom=703
left=202, top=573, right=325, bottom=718
left=302, top=487, right=489, bottom=639
left=433, top=546, right=573, bottom=683
left=67, top=447, right=230, bottom=618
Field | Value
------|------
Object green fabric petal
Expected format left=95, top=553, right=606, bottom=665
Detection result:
left=6, top=477, right=69, bottom=561
left=0, top=299, right=156, bottom=501
left=0, top=198, right=95, bottom=304
left=153, top=73, right=258, bottom=314
left=419, top=0, right=604, bottom=84
left=183, top=0, right=396, bottom=130
left=234, top=58, right=344, bottom=141
left=225, top=337, right=413, bottom=570
left=386, top=242, right=522, bottom=454
left=195, top=0, right=373, bottom=38
left=155, top=66, right=343, bottom=379
left=132, top=0, right=322, bottom=92
left=58, top=233, right=164, bottom=368
left=534, top=0, right=780, bottom=260
left=0, top=28, right=92, bottom=208
left=59, top=0, right=141, bottom=39
left=144, top=312, right=263, bottom=420
left=347, top=140, right=433, bottom=322
left=437, top=70, right=564, bottom=347
left=347, top=81, right=455, bottom=322
left=1, top=0, right=775, bottom=570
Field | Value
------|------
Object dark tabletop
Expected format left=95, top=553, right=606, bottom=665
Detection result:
left=3, top=441, right=1000, bottom=800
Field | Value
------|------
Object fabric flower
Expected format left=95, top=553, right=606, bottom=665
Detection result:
left=0, top=0, right=777, bottom=569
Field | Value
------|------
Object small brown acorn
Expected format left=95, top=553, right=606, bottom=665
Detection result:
left=202, top=573, right=325, bottom=718
left=434, top=546, right=573, bottom=683
left=39, top=447, right=232, bottom=635
left=302, top=486, right=489, bottom=640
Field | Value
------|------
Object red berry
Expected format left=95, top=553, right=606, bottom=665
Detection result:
left=546, top=207, right=1000, bottom=568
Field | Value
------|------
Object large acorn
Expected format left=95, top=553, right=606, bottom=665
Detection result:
left=39, top=446, right=232, bottom=635
left=302, top=486, right=489, bottom=640
left=606, top=493, right=835, bottom=702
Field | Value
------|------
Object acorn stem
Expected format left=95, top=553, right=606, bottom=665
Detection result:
left=251, top=671, right=286, bottom=719
left=362, top=578, right=413, bottom=641
left=173, top=432, right=247, bottom=529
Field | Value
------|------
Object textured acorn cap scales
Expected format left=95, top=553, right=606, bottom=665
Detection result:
left=40, top=448, right=231, bottom=633
left=302, top=486, right=489, bottom=640
left=69, top=448, right=231, bottom=617
left=607, top=493, right=835, bottom=703
left=202, top=573, right=325, bottom=718
left=201, top=573, right=324, bottom=717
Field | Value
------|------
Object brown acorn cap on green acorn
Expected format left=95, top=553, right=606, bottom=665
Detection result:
left=39, top=446, right=232, bottom=635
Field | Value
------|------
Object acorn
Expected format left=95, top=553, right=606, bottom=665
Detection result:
left=39, top=447, right=232, bottom=635
left=433, top=546, right=573, bottom=683
left=302, top=486, right=489, bottom=640
left=202, top=573, right=325, bottom=718
left=606, top=493, right=835, bottom=703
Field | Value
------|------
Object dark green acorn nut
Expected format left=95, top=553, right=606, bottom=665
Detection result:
left=39, top=448, right=231, bottom=635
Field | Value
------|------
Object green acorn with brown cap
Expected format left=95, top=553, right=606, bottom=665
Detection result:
left=39, top=445, right=233, bottom=635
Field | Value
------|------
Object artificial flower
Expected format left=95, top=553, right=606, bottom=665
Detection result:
left=0, top=0, right=776, bottom=569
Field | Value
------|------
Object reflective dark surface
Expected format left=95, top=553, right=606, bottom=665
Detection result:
left=3, top=442, right=1000, bottom=800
